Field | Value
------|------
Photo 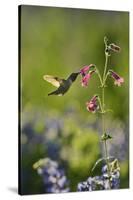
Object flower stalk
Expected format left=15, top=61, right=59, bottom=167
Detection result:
left=82, top=37, right=123, bottom=190
left=101, top=43, right=111, bottom=189
left=94, top=37, right=112, bottom=188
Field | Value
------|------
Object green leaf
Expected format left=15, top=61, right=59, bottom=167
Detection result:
left=101, top=133, right=112, bottom=141
left=91, top=156, right=115, bottom=173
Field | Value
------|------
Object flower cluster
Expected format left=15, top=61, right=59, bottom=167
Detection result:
left=33, top=158, right=70, bottom=193
left=80, top=65, right=124, bottom=93
left=80, top=64, right=96, bottom=87
left=79, top=39, right=124, bottom=114
left=77, top=159, right=120, bottom=191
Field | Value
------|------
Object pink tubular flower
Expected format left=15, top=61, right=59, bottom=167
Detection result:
left=81, top=70, right=95, bottom=87
left=109, top=70, right=124, bottom=86
left=80, top=64, right=95, bottom=77
left=86, top=95, right=98, bottom=113
left=80, top=66, right=90, bottom=76
left=81, top=73, right=91, bottom=87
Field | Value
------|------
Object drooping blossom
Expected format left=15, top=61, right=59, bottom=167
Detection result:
left=81, top=70, right=95, bottom=87
left=81, top=73, right=91, bottom=87
left=86, top=95, right=98, bottom=113
left=80, top=64, right=95, bottom=77
left=109, top=70, right=124, bottom=86
left=109, top=43, right=121, bottom=52
left=80, top=65, right=90, bottom=77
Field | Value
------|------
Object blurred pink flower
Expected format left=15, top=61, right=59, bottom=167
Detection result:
left=109, top=70, right=124, bottom=86
left=81, top=70, right=95, bottom=87
left=80, top=64, right=95, bottom=77
left=86, top=95, right=98, bottom=113
left=80, top=66, right=90, bottom=76
left=81, top=73, right=91, bottom=87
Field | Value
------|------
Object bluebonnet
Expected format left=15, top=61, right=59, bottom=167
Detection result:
left=77, top=177, right=97, bottom=191
left=33, top=158, right=70, bottom=193
left=77, top=159, right=120, bottom=191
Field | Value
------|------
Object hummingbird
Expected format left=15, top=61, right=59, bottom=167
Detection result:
left=43, top=72, right=80, bottom=96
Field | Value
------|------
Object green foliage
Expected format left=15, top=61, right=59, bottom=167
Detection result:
left=59, top=118, right=100, bottom=190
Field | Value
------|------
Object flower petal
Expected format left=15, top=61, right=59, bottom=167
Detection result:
left=80, top=64, right=95, bottom=76
left=81, top=73, right=91, bottom=87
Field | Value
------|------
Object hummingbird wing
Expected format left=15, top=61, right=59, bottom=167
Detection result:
left=43, top=75, right=65, bottom=88
left=44, top=72, right=79, bottom=96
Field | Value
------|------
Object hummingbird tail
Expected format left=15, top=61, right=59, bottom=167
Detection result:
left=48, top=92, right=54, bottom=96
left=48, top=91, right=63, bottom=96
left=48, top=90, right=58, bottom=96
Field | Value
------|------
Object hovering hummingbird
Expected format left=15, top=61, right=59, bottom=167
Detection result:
left=43, top=72, right=80, bottom=96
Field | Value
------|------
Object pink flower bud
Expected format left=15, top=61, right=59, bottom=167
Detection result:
left=86, top=95, right=98, bottom=113
left=109, top=43, right=121, bottom=52
left=109, top=70, right=124, bottom=86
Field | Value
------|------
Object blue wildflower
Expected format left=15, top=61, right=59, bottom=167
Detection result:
left=33, top=158, right=70, bottom=193
left=77, top=159, right=120, bottom=191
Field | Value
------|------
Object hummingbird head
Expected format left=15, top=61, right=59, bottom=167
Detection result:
left=69, top=72, right=80, bottom=82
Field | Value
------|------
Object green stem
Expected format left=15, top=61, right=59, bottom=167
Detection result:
left=102, top=90, right=111, bottom=189
left=102, top=86, right=105, bottom=111
left=104, top=140, right=110, bottom=171
left=101, top=53, right=111, bottom=189
left=103, top=54, right=108, bottom=84
left=95, top=66, right=103, bottom=86
left=98, top=96, right=103, bottom=113
left=102, top=87, right=105, bottom=133
left=104, top=71, right=109, bottom=85
left=104, top=140, right=111, bottom=187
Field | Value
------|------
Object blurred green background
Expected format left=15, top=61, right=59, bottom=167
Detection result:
left=20, top=5, right=129, bottom=194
